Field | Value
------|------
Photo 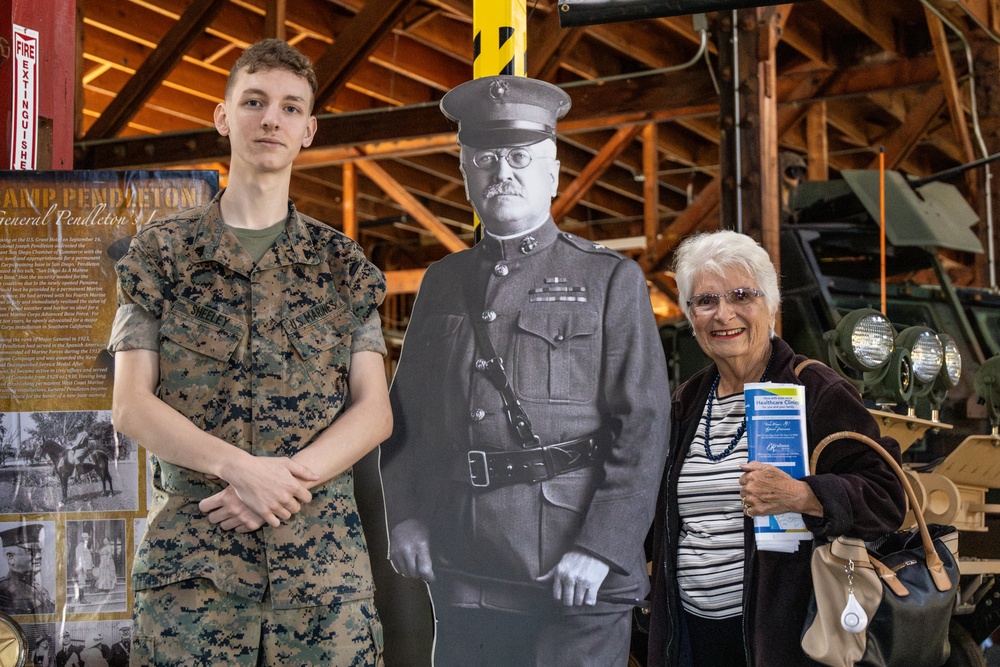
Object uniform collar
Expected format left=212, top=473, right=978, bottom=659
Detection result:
left=479, top=217, right=559, bottom=261
left=191, top=189, right=318, bottom=275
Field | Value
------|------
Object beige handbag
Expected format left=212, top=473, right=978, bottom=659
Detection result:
left=800, top=431, right=960, bottom=667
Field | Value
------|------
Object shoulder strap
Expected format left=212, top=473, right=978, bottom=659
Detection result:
left=794, top=358, right=823, bottom=377
left=462, top=270, right=540, bottom=448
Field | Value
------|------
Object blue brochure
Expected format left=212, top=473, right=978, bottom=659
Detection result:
left=745, top=382, right=812, bottom=552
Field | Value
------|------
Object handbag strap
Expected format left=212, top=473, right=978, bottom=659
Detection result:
left=811, top=431, right=953, bottom=593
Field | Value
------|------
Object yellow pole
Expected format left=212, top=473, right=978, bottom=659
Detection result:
left=470, top=0, right=527, bottom=241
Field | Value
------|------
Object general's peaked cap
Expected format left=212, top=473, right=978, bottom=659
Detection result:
left=0, top=523, right=43, bottom=548
left=440, top=76, right=570, bottom=148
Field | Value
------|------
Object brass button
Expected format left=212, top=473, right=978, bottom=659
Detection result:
left=475, top=359, right=489, bottom=371
left=495, top=263, right=509, bottom=277
left=482, top=310, right=497, bottom=322
left=471, top=409, right=486, bottom=421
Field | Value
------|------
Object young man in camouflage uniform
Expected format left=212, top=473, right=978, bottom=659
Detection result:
left=109, top=39, right=391, bottom=666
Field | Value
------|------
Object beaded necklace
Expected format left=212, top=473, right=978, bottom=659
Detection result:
left=703, top=349, right=775, bottom=462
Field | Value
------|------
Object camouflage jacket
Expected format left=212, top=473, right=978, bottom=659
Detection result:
left=109, top=190, right=386, bottom=609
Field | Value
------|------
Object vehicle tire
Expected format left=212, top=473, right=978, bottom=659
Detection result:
left=946, top=619, right=988, bottom=667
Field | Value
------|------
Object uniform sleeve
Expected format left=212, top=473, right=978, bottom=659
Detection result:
left=574, top=258, right=672, bottom=574
left=350, top=311, right=387, bottom=356
left=107, top=234, right=167, bottom=354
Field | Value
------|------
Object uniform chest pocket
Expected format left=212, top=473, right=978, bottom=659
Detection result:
left=513, top=309, right=599, bottom=404
left=159, top=298, right=245, bottom=409
left=282, top=303, right=359, bottom=399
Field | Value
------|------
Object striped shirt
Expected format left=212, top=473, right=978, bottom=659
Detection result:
left=676, top=390, right=747, bottom=619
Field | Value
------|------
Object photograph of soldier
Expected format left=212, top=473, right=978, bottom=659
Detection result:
left=379, top=75, right=670, bottom=666
left=108, top=623, right=130, bottom=667
left=0, top=522, right=56, bottom=616
left=74, top=532, right=93, bottom=603
left=55, top=622, right=126, bottom=667
left=0, top=411, right=138, bottom=514
left=55, top=630, right=82, bottom=667
left=65, top=520, right=126, bottom=613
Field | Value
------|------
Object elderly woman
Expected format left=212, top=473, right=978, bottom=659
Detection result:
left=647, top=230, right=906, bottom=667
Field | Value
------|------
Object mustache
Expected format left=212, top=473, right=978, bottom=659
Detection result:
left=483, top=181, right=524, bottom=198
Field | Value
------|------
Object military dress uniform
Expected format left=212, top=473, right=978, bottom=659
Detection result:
left=0, top=523, right=54, bottom=616
left=381, top=218, right=670, bottom=666
left=108, top=190, right=386, bottom=665
left=0, top=570, right=54, bottom=616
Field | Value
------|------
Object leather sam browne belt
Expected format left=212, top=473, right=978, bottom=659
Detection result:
left=467, top=433, right=601, bottom=488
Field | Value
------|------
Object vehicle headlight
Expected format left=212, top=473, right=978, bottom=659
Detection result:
left=901, top=329, right=944, bottom=383
left=849, top=313, right=895, bottom=369
left=828, top=309, right=894, bottom=372
left=939, top=334, right=962, bottom=388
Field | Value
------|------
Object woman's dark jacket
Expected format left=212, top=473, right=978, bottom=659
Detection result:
left=647, top=336, right=907, bottom=667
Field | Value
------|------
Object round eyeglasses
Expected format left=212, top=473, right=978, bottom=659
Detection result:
left=686, top=288, right=764, bottom=314
left=471, top=147, right=542, bottom=170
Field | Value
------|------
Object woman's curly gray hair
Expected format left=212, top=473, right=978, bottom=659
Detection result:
left=672, top=230, right=781, bottom=325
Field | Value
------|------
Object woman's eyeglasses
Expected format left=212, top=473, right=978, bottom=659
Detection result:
left=687, top=288, right=764, bottom=314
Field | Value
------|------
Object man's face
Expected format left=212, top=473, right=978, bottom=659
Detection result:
left=5, top=542, right=41, bottom=577
left=214, top=67, right=317, bottom=175
left=460, top=139, right=560, bottom=237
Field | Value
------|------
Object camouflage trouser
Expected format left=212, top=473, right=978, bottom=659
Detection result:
left=130, top=578, right=384, bottom=667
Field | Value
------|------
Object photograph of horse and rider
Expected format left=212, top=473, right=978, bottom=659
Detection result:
left=0, top=411, right=139, bottom=512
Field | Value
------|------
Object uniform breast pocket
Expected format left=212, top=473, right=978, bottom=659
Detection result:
left=282, top=303, right=359, bottom=399
left=513, top=309, right=599, bottom=403
left=159, top=298, right=244, bottom=409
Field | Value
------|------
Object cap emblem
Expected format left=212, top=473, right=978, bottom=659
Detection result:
left=488, top=79, right=509, bottom=100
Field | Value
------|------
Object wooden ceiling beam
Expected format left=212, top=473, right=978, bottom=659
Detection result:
left=925, top=7, right=977, bottom=164
left=75, top=68, right=715, bottom=168
left=355, top=159, right=468, bottom=253
left=82, top=0, right=228, bottom=140
left=313, top=0, right=418, bottom=109
left=265, top=0, right=287, bottom=40
left=527, top=8, right=583, bottom=82
left=552, top=124, right=644, bottom=222
left=822, top=0, right=899, bottom=53
left=867, top=87, right=947, bottom=169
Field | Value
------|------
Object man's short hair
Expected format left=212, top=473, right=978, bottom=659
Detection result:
left=225, top=39, right=317, bottom=105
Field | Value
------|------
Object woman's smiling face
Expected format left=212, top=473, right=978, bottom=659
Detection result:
left=689, top=268, right=773, bottom=369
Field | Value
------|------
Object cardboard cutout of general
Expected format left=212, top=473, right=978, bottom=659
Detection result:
left=379, top=76, right=671, bottom=667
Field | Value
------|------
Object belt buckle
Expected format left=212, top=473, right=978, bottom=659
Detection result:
left=468, top=451, right=490, bottom=488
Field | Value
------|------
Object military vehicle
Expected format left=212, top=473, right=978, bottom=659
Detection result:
left=657, top=166, right=1000, bottom=666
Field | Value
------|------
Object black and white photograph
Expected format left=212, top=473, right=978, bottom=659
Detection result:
left=0, top=521, right=56, bottom=617
left=379, top=75, right=671, bottom=667
left=54, top=620, right=132, bottom=667
left=0, top=411, right=139, bottom=513
left=64, top=519, right=127, bottom=614
left=21, top=622, right=56, bottom=667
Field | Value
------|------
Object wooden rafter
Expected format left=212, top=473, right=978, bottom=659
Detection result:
left=925, top=7, right=976, bottom=164
left=82, top=0, right=228, bottom=140
left=823, top=0, right=898, bottom=53
left=552, top=124, right=644, bottom=222
left=313, top=0, right=419, bottom=110
left=867, top=87, right=947, bottom=169
left=355, top=159, right=468, bottom=253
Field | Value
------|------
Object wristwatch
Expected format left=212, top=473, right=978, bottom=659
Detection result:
left=0, top=613, right=25, bottom=667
